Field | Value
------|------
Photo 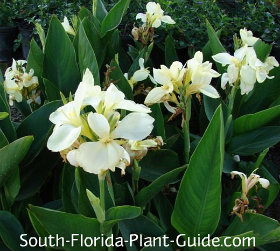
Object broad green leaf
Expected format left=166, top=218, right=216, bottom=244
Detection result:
left=202, top=30, right=222, bottom=61
left=27, top=39, right=44, bottom=92
left=253, top=39, right=272, bottom=62
left=228, top=126, right=280, bottom=155
left=238, top=67, right=280, bottom=115
left=100, top=0, right=130, bottom=37
left=139, top=149, right=180, bottom=182
left=16, top=101, right=61, bottom=164
left=78, top=7, right=92, bottom=21
left=61, top=164, right=76, bottom=213
left=172, top=106, right=224, bottom=237
left=119, top=215, right=165, bottom=251
left=223, top=213, right=280, bottom=245
left=206, top=20, right=226, bottom=73
left=3, top=168, right=20, bottom=208
left=103, top=206, right=142, bottom=232
left=109, top=60, right=133, bottom=100
left=43, top=16, right=80, bottom=96
left=43, top=78, right=61, bottom=101
left=136, top=166, right=185, bottom=207
left=93, top=0, right=107, bottom=22
left=0, top=136, right=33, bottom=187
left=0, top=69, right=3, bottom=83
left=0, top=112, right=8, bottom=120
left=0, top=83, right=16, bottom=142
left=17, top=148, right=60, bottom=200
left=258, top=166, right=279, bottom=209
left=0, top=211, right=26, bottom=251
left=165, top=35, right=178, bottom=67
left=0, top=128, right=8, bottom=149
left=83, top=17, right=106, bottom=67
left=151, top=104, right=166, bottom=140
left=29, top=205, right=105, bottom=251
left=77, top=22, right=100, bottom=83
left=233, top=105, right=280, bottom=135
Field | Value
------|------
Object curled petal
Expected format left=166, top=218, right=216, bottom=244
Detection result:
left=87, top=112, right=110, bottom=139
left=161, top=15, right=175, bottom=24
left=259, top=178, right=270, bottom=189
left=200, top=85, right=220, bottom=99
left=212, top=53, right=233, bottom=66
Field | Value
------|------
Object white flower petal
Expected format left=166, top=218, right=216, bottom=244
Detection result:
left=153, top=68, right=171, bottom=85
left=212, top=53, right=233, bottom=66
left=133, top=69, right=149, bottom=82
left=200, top=85, right=220, bottom=99
left=87, top=112, right=110, bottom=139
left=82, top=68, right=95, bottom=85
left=144, top=86, right=168, bottom=105
left=67, top=150, right=79, bottom=167
left=259, top=178, right=270, bottom=189
left=74, top=141, right=127, bottom=174
left=105, top=84, right=125, bottom=110
left=161, top=15, right=175, bottom=24
left=112, top=112, right=154, bottom=141
left=221, top=73, right=229, bottom=89
left=117, top=100, right=151, bottom=113
left=136, top=13, right=146, bottom=23
left=47, top=124, right=81, bottom=152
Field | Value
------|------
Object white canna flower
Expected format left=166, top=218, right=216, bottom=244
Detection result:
left=249, top=56, right=279, bottom=83
left=3, top=59, right=39, bottom=106
left=125, top=58, right=150, bottom=88
left=136, top=2, right=175, bottom=28
left=144, top=61, right=185, bottom=105
left=231, top=169, right=270, bottom=199
left=240, top=28, right=258, bottom=46
left=47, top=70, right=99, bottom=152
left=239, top=65, right=257, bottom=95
left=186, top=51, right=220, bottom=98
left=62, top=16, right=76, bottom=36
left=67, top=112, right=154, bottom=175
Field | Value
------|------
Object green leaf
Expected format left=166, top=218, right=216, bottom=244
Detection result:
left=206, top=20, right=226, bottom=73
left=78, top=7, right=92, bottom=22
left=223, top=213, right=280, bottom=245
left=150, top=104, right=166, bottom=140
left=0, top=112, right=8, bottom=120
left=109, top=60, right=133, bottom=99
left=43, top=78, right=61, bottom=101
left=16, top=101, right=61, bottom=164
left=0, top=211, right=26, bottom=251
left=93, top=0, right=107, bottom=22
left=202, top=30, right=222, bottom=61
left=0, top=128, right=8, bottom=149
left=29, top=205, right=105, bottom=251
left=27, top=39, right=44, bottom=92
left=139, top=149, right=180, bottom=182
left=3, top=168, right=20, bottom=208
left=43, top=16, right=80, bottom=96
left=238, top=67, right=280, bottom=115
left=0, top=83, right=16, bottom=142
left=228, top=126, right=280, bottom=156
left=172, top=106, right=224, bottom=237
left=17, top=148, right=60, bottom=200
left=233, top=105, right=280, bottom=135
left=77, top=22, right=100, bottom=84
left=103, top=206, right=142, bottom=232
left=61, top=164, right=76, bottom=213
left=136, top=166, right=186, bottom=207
left=100, top=0, right=131, bottom=37
left=253, top=39, right=272, bottom=62
left=119, top=215, right=165, bottom=251
left=83, top=17, right=106, bottom=67
left=0, top=136, right=33, bottom=187
left=0, top=69, right=3, bottom=83
left=165, top=35, right=178, bottom=67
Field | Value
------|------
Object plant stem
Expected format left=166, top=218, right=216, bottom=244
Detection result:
left=98, top=175, right=105, bottom=212
left=183, top=98, right=191, bottom=164
left=225, top=86, right=238, bottom=135
left=132, top=159, right=141, bottom=193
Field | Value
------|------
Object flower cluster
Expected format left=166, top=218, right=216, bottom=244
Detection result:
left=213, top=28, right=279, bottom=95
left=231, top=169, right=270, bottom=220
left=47, top=69, right=161, bottom=177
left=144, top=51, right=220, bottom=118
left=3, top=59, right=40, bottom=106
left=132, top=2, right=175, bottom=45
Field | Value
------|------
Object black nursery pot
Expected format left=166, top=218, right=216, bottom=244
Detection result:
left=19, top=27, right=33, bottom=59
left=0, top=26, right=18, bottom=63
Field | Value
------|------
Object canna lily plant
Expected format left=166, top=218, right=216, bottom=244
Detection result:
left=0, top=1, right=280, bottom=250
